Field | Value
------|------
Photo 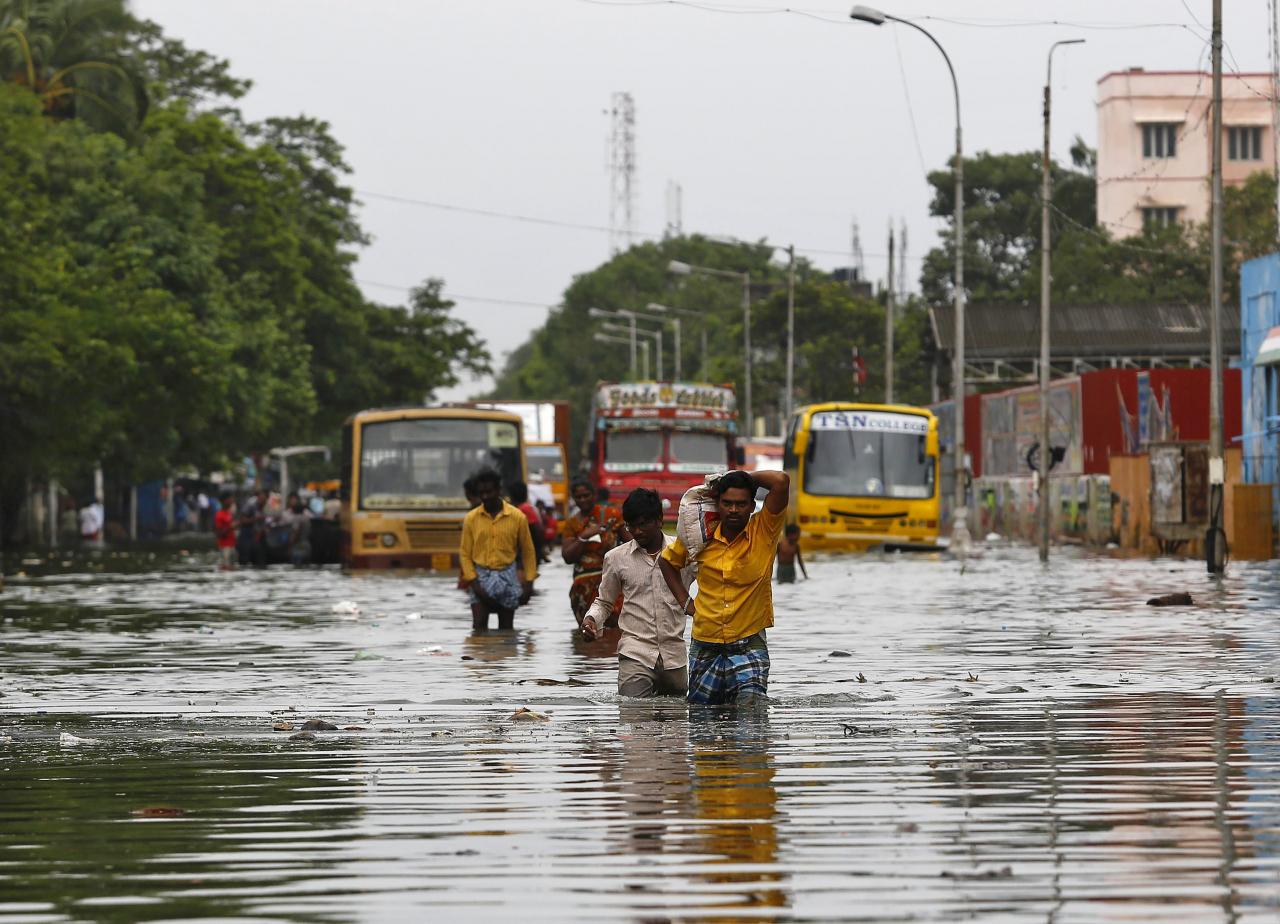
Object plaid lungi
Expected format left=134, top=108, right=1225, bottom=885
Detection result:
left=468, top=562, right=522, bottom=610
left=687, top=631, right=769, bottom=705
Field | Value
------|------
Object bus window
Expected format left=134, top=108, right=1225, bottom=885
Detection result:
left=604, top=430, right=663, bottom=473
left=668, top=431, right=727, bottom=474
left=525, top=445, right=565, bottom=481
left=805, top=428, right=934, bottom=499
left=359, top=417, right=521, bottom=509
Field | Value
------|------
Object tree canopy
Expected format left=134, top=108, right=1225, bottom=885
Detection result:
left=0, top=1, right=487, bottom=542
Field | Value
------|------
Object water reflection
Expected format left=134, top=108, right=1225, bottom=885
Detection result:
left=3, top=547, right=1280, bottom=921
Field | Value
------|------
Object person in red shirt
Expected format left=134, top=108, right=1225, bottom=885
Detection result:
left=214, top=492, right=237, bottom=570
left=508, top=481, right=546, bottom=565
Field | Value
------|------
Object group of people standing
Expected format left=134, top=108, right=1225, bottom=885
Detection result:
left=214, top=490, right=329, bottom=569
left=457, top=465, right=799, bottom=707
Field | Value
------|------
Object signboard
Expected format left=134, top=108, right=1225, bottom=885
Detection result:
left=595, top=382, right=737, bottom=419
left=810, top=410, right=928, bottom=434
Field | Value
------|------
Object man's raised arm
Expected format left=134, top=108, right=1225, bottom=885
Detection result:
left=751, top=469, right=790, bottom=514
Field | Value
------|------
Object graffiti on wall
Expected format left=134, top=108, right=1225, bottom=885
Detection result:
left=981, top=379, right=1083, bottom=477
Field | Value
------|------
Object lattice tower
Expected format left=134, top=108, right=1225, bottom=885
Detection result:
left=608, top=92, right=637, bottom=253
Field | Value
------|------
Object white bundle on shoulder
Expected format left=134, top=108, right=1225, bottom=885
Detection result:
left=675, top=472, right=725, bottom=564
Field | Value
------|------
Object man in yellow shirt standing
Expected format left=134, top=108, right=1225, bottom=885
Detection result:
left=658, top=469, right=789, bottom=706
left=459, top=468, right=538, bottom=633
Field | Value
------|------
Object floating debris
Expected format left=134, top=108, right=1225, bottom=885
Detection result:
left=132, top=806, right=184, bottom=818
left=856, top=673, right=867, bottom=683
left=301, top=719, right=338, bottom=731
left=829, top=650, right=853, bottom=658
left=989, top=685, right=1027, bottom=694
left=353, top=650, right=385, bottom=661
left=331, top=601, right=362, bottom=616
left=511, top=707, right=550, bottom=722
left=58, top=732, right=101, bottom=747
left=517, top=678, right=588, bottom=687
left=289, top=731, right=316, bottom=742
left=1147, top=591, right=1193, bottom=607
left=404, top=612, right=424, bottom=621
left=342, top=725, right=366, bottom=731
left=966, top=671, right=979, bottom=682
left=272, top=721, right=295, bottom=732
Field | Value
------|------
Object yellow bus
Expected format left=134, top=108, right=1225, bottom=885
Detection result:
left=783, top=402, right=941, bottom=550
left=340, top=406, right=526, bottom=569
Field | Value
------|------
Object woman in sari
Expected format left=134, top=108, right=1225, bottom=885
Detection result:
left=560, top=478, right=630, bottom=626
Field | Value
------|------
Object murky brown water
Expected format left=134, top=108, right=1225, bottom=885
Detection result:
left=2, top=544, right=1279, bottom=921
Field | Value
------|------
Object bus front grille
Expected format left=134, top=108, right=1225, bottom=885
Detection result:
left=404, top=521, right=462, bottom=550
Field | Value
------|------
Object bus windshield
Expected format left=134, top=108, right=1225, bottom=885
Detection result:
left=525, top=445, right=565, bottom=481
left=359, top=417, right=521, bottom=510
left=803, top=412, right=934, bottom=499
left=604, top=430, right=663, bottom=473
left=668, top=431, right=728, bottom=474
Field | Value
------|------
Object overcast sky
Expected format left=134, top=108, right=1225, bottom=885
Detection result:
left=132, top=1, right=1271, bottom=400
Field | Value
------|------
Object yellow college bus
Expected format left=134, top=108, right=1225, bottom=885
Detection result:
left=340, top=406, right=526, bottom=569
left=783, top=402, right=941, bottom=550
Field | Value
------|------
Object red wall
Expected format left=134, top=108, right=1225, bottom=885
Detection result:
left=1081, top=368, right=1242, bottom=474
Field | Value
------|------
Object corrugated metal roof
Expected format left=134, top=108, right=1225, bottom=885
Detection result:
left=930, top=302, right=1242, bottom=360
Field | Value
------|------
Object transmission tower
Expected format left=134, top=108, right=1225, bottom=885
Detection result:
left=608, top=92, right=637, bottom=254
left=897, top=219, right=909, bottom=296
left=664, top=180, right=683, bottom=239
left=850, top=218, right=865, bottom=290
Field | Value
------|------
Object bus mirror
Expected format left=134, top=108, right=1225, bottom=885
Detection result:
left=791, top=431, right=808, bottom=459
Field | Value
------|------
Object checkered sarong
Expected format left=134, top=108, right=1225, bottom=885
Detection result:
left=468, top=562, right=522, bottom=610
left=687, top=632, right=769, bottom=705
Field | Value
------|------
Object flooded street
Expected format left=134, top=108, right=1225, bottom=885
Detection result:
left=3, top=546, right=1280, bottom=922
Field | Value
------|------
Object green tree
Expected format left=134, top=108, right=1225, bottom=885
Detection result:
left=0, top=0, right=146, bottom=134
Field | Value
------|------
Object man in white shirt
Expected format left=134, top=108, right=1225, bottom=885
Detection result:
left=79, top=498, right=103, bottom=541
left=582, top=488, right=690, bottom=697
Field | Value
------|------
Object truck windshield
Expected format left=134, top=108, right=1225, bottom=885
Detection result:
left=359, top=418, right=521, bottom=510
left=803, top=413, right=934, bottom=499
left=668, top=431, right=728, bottom=474
left=604, top=430, right=663, bottom=473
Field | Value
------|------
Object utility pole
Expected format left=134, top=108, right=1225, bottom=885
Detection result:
left=1208, top=0, right=1227, bottom=574
left=742, top=272, right=753, bottom=437
left=785, top=245, right=796, bottom=420
left=1040, top=39, right=1084, bottom=564
left=885, top=223, right=895, bottom=404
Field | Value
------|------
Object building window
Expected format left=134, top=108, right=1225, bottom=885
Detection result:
left=1228, top=125, right=1264, bottom=161
left=1141, top=122, right=1179, bottom=158
left=1142, top=206, right=1180, bottom=230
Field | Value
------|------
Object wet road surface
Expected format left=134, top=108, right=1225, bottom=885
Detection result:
left=2, top=545, right=1279, bottom=921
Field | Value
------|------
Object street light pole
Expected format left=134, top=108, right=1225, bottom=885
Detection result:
left=785, top=244, right=796, bottom=420
left=1039, top=38, right=1085, bottom=565
left=1208, top=0, right=1226, bottom=574
left=885, top=225, right=894, bottom=404
left=668, top=260, right=753, bottom=428
left=851, top=4, right=968, bottom=555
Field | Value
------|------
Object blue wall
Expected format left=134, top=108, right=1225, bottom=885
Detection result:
left=1239, top=253, right=1280, bottom=521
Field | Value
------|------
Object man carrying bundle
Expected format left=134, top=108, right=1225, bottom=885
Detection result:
left=658, top=469, right=789, bottom=706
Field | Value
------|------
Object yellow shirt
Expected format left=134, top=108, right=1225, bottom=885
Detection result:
left=662, top=505, right=784, bottom=644
left=459, top=502, right=538, bottom=583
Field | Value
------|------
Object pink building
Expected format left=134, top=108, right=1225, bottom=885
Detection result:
left=1096, top=68, right=1276, bottom=238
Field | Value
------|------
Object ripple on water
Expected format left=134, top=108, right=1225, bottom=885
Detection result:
left=2, top=546, right=1280, bottom=920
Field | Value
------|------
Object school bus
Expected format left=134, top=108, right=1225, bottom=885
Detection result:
left=525, top=441, right=568, bottom=514
left=340, top=406, right=526, bottom=569
left=783, top=402, right=941, bottom=550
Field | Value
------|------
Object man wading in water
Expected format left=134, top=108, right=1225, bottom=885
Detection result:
left=659, top=469, right=789, bottom=706
left=581, top=488, right=691, bottom=697
left=459, top=468, right=537, bottom=632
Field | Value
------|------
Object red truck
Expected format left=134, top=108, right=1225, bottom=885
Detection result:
left=585, top=382, right=741, bottom=520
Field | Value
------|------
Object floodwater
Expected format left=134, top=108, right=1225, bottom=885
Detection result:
left=2, top=543, right=1279, bottom=922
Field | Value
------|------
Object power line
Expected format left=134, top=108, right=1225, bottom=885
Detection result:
left=357, top=278, right=558, bottom=308
left=357, top=187, right=923, bottom=260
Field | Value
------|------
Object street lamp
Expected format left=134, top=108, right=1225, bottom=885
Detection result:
left=601, top=321, right=663, bottom=379
left=649, top=302, right=710, bottom=381
left=850, top=4, right=969, bottom=555
left=1038, top=38, right=1084, bottom=564
left=589, top=306, right=636, bottom=375
left=594, top=332, right=650, bottom=380
left=668, top=260, right=754, bottom=434
left=644, top=303, right=684, bottom=380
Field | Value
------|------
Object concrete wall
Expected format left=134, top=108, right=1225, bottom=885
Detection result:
left=1240, top=252, right=1280, bottom=527
left=1097, top=69, right=1275, bottom=238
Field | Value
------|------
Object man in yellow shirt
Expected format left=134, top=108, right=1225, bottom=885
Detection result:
left=459, top=468, right=538, bottom=632
left=659, top=469, right=789, bottom=705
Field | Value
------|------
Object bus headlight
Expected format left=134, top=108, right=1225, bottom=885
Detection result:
left=380, top=533, right=398, bottom=548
